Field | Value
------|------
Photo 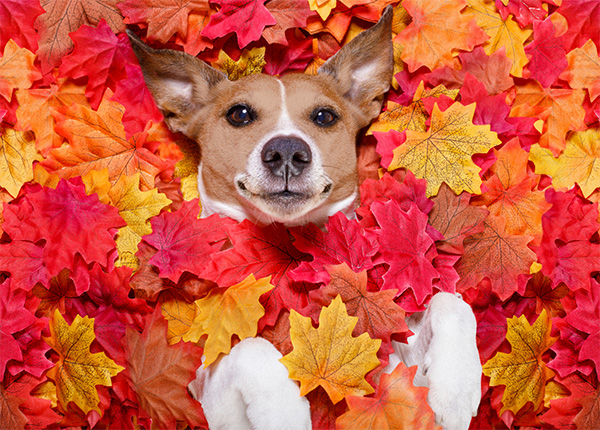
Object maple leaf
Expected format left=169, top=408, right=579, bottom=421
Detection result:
left=561, top=39, right=600, bottom=102
left=42, top=96, right=167, bottom=190
left=530, top=129, right=600, bottom=198
left=15, top=77, right=89, bottom=156
left=0, top=240, right=50, bottom=292
left=337, top=363, right=440, bottom=430
left=383, top=102, right=501, bottom=196
left=0, top=0, right=45, bottom=53
left=429, top=183, right=488, bottom=254
left=124, top=309, right=206, bottom=429
left=31, top=269, right=79, bottom=318
left=44, top=310, right=124, bottom=414
left=522, top=272, right=569, bottom=319
left=213, top=47, right=266, bottom=81
left=0, top=385, right=27, bottom=430
left=556, top=0, right=600, bottom=52
left=58, top=20, right=130, bottom=110
left=524, top=18, right=567, bottom=88
left=510, top=82, right=586, bottom=156
left=118, top=0, right=209, bottom=43
left=184, top=275, right=275, bottom=366
left=281, top=296, right=381, bottom=404
left=455, top=215, right=536, bottom=300
left=483, top=309, right=557, bottom=416
left=574, top=385, right=600, bottom=430
left=262, top=0, right=314, bottom=45
left=308, top=0, right=336, bottom=21
left=202, top=0, right=276, bottom=49
left=0, top=125, right=40, bottom=197
left=2, top=178, right=125, bottom=279
left=160, top=291, right=197, bottom=344
left=394, top=0, right=485, bottom=72
left=464, top=0, right=532, bottom=77
left=565, top=283, right=600, bottom=373
left=264, top=33, right=313, bottom=76
left=0, top=40, right=41, bottom=102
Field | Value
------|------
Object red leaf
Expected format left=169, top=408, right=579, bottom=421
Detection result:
left=0, top=279, right=37, bottom=376
left=0, top=0, right=44, bottom=52
left=290, top=212, right=379, bottom=285
left=201, top=220, right=313, bottom=328
left=143, top=200, right=234, bottom=283
left=58, top=20, right=131, bottom=109
left=524, top=19, right=567, bottom=88
left=264, top=34, right=313, bottom=76
left=459, top=74, right=513, bottom=134
left=565, top=283, right=600, bottom=373
left=495, top=0, right=548, bottom=27
left=371, top=200, right=439, bottom=304
left=555, top=0, right=600, bottom=51
left=2, top=178, right=125, bottom=279
left=201, top=0, right=276, bottom=48
left=0, top=240, right=50, bottom=291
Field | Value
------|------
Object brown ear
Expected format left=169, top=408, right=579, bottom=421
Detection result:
left=318, top=6, right=394, bottom=128
left=127, top=30, right=227, bottom=136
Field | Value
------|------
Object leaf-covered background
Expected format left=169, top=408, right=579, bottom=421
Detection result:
left=0, top=0, right=599, bottom=428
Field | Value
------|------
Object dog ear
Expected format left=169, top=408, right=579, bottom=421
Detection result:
left=318, top=5, right=394, bottom=128
left=127, top=30, right=227, bottom=136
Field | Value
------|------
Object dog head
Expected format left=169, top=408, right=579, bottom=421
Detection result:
left=128, top=6, right=393, bottom=226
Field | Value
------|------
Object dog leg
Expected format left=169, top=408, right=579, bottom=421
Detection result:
left=188, top=337, right=311, bottom=430
left=386, top=292, right=482, bottom=430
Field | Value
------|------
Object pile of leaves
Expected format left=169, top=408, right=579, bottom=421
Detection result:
left=1, top=0, right=599, bottom=428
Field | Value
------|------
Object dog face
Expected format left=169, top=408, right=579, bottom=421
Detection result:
left=128, top=6, right=393, bottom=226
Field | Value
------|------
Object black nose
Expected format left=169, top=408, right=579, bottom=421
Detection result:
left=261, top=137, right=312, bottom=178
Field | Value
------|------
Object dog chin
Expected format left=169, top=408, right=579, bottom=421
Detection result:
left=240, top=191, right=329, bottom=226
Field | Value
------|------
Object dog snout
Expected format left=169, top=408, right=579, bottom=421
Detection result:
left=261, top=137, right=312, bottom=178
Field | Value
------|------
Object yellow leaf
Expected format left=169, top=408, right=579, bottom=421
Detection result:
left=0, top=126, right=40, bottom=197
left=33, top=164, right=61, bottom=189
left=44, top=310, right=124, bottom=414
left=0, top=40, right=41, bottom=101
left=183, top=275, right=275, bottom=366
left=388, top=102, right=501, bottom=196
left=482, top=309, right=557, bottom=416
left=213, top=47, right=266, bottom=81
left=160, top=292, right=198, bottom=345
left=529, top=129, right=600, bottom=198
left=560, top=39, right=600, bottom=102
left=308, top=0, right=336, bottom=20
left=464, top=0, right=532, bottom=77
left=280, top=295, right=381, bottom=404
left=31, top=380, right=58, bottom=408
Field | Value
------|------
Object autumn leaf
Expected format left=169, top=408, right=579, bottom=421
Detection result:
left=560, top=39, right=600, bottom=102
left=0, top=125, right=40, bottom=197
left=464, top=0, right=532, bottom=77
left=44, top=310, right=123, bottom=414
left=0, top=40, right=41, bottom=101
left=574, top=385, right=600, bottom=430
left=0, top=385, right=27, bottom=430
left=395, top=0, right=486, bottom=72
left=160, top=291, right=197, bottom=344
left=42, top=96, right=167, bottom=190
left=213, top=47, right=266, bottom=80
left=0, top=0, right=45, bottom=53
left=183, top=275, right=274, bottom=366
left=522, top=272, right=569, bottom=319
left=524, top=19, right=567, bottom=88
left=384, top=102, right=502, bottom=196
left=0, top=240, right=50, bottom=292
left=456, top=215, right=536, bottom=300
left=262, top=0, right=314, bottom=45
left=529, top=129, right=600, bottom=198
left=34, top=0, right=125, bottom=73
left=118, top=0, right=210, bottom=43
left=124, top=310, right=206, bottom=429
left=308, top=0, right=336, bottom=21
left=337, top=363, right=440, bottom=430
left=281, top=296, right=380, bottom=404
left=31, top=269, right=79, bottom=318
left=483, top=309, right=557, bottom=416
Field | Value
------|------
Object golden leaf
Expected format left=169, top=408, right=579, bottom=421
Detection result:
left=308, top=0, right=336, bottom=20
left=213, top=47, right=266, bottom=81
left=529, top=129, right=600, bottom=198
left=160, top=292, right=198, bottom=345
left=0, top=40, right=41, bottom=101
left=44, top=310, right=124, bottom=414
left=183, top=275, right=275, bottom=366
left=280, top=295, right=381, bottom=404
left=482, top=309, right=557, bottom=416
left=388, top=102, right=501, bottom=196
left=0, top=126, right=40, bottom=197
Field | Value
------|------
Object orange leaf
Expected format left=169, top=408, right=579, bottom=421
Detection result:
left=0, top=40, right=41, bottom=101
left=42, top=96, right=167, bottom=190
left=482, top=309, right=557, bottom=416
left=280, top=295, right=381, bottom=404
left=336, top=363, right=440, bottom=430
left=560, top=39, right=600, bottom=102
left=183, top=274, right=275, bottom=366
left=0, top=125, right=40, bottom=197
left=395, top=0, right=486, bottom=72
left=160, top=290, right=198, bottom=345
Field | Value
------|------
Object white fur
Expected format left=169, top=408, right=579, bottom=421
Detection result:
left=163, top=78, right=193, bottom=100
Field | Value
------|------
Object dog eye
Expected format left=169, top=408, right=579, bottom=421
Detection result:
left=226, top=104, right=254, bottom=126
left=312, top=108, right=338, bottom=127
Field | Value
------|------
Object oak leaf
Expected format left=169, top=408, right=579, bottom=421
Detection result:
left=395, top=0, right=486, bottom=72
left=34, top=0, right=125, bottom=73
left=560, top=39, right=600, bottom=102
left=42, top=97, right=167, bottom=190
left=385, top=102, right=501, bottom=196
left=336, top=363, right=440, bottom=430
left=183, top=275, right=275, bottom=366
left=529, top=129, right=600, bottom=198
left=0, top=125, right=40, bottom=197
left=124, top=309, right=206, bottom=429
left=44, top=310, right=124, bottom=414
left=0, top=40, right=41, bottom=102
left=483, top=309, right=557, bottom=416
left=281, top=296, right=381, bottom=404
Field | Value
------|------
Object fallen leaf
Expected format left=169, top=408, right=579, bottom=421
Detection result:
left=560, top=39, right=600, bottom=102
left=0, top=125, right=40, bottom=197
left=0, top=385, right=27, bottom=430
left=574, top=385, right=600, bottom=430
left=262, top=0, right=314, bottom=45
left=160, top=291, right=198, bottom=344
left=0, top=0, right=45, bottom=53
left=281, top=296, right=381, bottom=404
left=524, top=18, right=567, bottom=88
left=0, top=240, right=50, bottom=292
left=0, top=40, right=41, bottom=101
left=213, top=47, right=266, bottom=80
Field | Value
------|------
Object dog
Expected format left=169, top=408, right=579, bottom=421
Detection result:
left=128, top=6, right=482, bottom=430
